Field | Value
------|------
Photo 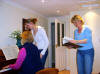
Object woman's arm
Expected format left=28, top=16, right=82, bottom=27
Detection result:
left=9, top=48, right=26, bottom=70
left=69, top=39, right=87, bottom=44
left=40, top=28, right=49, bottom=56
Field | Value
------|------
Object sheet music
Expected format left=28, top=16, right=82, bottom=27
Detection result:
left=63, top=36, right=74, bottom=44
left=0, top=68, right=12, bottom=73
left=2, top=45, right=19, bottom=60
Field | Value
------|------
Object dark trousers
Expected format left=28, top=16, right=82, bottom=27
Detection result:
left=39, top=49, right=48, bottom=67
left=77, top=48, right=94, bottom=74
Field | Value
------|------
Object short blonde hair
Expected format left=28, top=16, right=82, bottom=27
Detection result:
left=71, top=15, right=84, bottom=25
left=21, top=31, right=33, bottom=45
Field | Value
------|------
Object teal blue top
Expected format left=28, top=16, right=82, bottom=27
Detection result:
left=74, top=25, right=93, bottom=50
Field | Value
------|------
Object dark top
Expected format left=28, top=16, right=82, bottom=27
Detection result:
left=19, top=43, right=44, bottom=74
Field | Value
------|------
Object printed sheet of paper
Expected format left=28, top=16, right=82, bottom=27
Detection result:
left=2, top=45, right=19, bottom=60
left=63, top=36, right=74, bottom=44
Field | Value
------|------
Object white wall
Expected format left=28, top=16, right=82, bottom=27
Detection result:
left=0, top=1, right=48, bottom=48
left=70, top=8, right=100, bottom=74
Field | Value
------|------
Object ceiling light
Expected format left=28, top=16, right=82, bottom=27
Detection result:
left=41, top=0, right=45, bottom=3
left=56, top=10, right=60, bottom=13
left=79, top=0, right=96, bottom=3
left=82, top=4, right=99, bottom=7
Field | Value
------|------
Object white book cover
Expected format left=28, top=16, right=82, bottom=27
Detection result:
left=63, top=36, right=73, bottom=44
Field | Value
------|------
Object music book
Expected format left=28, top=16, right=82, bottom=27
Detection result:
left=63, top=37, right=82, bottom=49
left=2, top=45, right=19, bottom=60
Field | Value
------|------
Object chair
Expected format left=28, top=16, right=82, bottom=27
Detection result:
left=36, top=68, right=59, bottom=74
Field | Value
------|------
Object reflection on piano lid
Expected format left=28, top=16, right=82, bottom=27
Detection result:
left=0, top=68, right=12, bottom=73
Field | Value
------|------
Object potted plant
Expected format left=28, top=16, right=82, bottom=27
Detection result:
left=9, top=30, right=22, bottom=48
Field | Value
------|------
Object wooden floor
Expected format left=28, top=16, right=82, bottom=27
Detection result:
left=59, top=70, right=70, bottom=74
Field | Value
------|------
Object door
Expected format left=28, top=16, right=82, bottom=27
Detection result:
left=51, top=19, right=66, bottom=70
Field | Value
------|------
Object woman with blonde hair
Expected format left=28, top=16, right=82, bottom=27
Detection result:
left=69, top=15, right=94, bottom=74
left=25, top=18, right=49, bottom=67
left=3, top=31, right=44, bottom=74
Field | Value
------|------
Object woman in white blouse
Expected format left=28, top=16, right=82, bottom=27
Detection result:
left=25, top=18, right=49, bottom=67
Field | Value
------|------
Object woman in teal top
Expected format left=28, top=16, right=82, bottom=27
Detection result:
left=70, top=15, right=94, bottom=74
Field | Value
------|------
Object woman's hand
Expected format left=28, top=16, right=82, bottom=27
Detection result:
left=69, top=39, right=87, bottom=44
left=69, top=40, right=77, bottom=44
left=40, top=54, right=43, bottom=59
left=2, top=65, right=9, bottom=69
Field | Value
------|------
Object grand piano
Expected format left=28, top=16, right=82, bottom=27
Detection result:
left=0, top=49, right=18, bottom=74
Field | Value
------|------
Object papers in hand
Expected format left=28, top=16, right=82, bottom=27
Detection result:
left=63, top=36, right=82, bottom=48
left=63, top=37, right=73, bottom=44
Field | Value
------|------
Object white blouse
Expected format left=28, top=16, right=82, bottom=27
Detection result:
left=31, top=26, right=49, bottom=55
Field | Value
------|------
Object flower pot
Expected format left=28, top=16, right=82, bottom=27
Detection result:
left=16, top=39, right=22, bottom=48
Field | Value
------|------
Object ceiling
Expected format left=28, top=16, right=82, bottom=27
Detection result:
left=2, top=0, right=100, bottom=17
